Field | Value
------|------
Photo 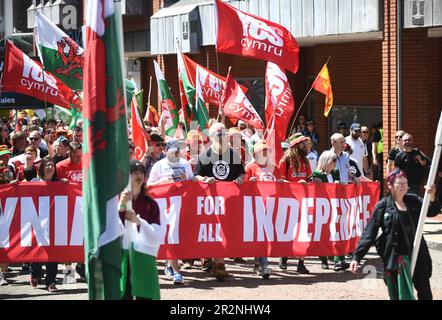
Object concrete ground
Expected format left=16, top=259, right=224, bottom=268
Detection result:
left=1, top=220, right=441, bottom=300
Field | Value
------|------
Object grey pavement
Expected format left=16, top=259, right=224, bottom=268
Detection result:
left=1, top=243, right=442, bottom=300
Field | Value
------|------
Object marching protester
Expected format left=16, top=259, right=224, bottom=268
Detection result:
left=387, top=130, right=405, bottom=176
left=147, top=138, right=195, bottom=285
left=245, top=140, right=284, bottom=279
left=345, top=123, right=369, bottom=178
left=0, top=144, right=14, bottom=286
left=1, top=122, right=12, bottom=148
left=56, top=141, right=82, bottom=182
left=53, top=136, right=70, bottom=164
left=351, top=169, right=441, bottom=300
left=29, top=130, right=48, bottom=158
left=142, top=133, right=165, bottom=180
left=360, top=125, right=373, bottom=172
left=10, top=132, right=28, bottom=157
left=394, top=133, right=431, bottom=196
left=278, top=133, right=311, bottom=274
left=312, top=150, right=349, bottom=271
left=29, top=157, right=64, bottom=292
left=371, top=123, right=384, bottom=194
left=337, top=121, right=348, bottom=137
left=293, top=114, right=307, bottom=134
left=12, top=146, right=39, bottom=182
left=194, top=122, right=246, bottom=281
left=119, top=160, right=162, bottom=300
left=330, top=133, right=360, bottom=185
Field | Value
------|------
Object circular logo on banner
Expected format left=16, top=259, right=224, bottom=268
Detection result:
left=212, top=160, right=230, bottom=180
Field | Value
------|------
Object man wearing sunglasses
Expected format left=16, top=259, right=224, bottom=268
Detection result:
left=194, top=122, right=246, bottom=282
left=29, top=130, right=48, bottom=158
left=394, top=133, right=431, bottom=195
left=345, top=123, right=369, bottom=179
left=142, top=133, right=165, bottom=181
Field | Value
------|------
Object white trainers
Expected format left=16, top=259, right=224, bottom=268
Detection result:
left=257, top=267, right=271, bottom=280
left=0, top=272, right=8, bottom=286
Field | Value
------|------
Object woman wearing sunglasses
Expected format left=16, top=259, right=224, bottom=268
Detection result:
left=387, top=130, right=406, bottom=176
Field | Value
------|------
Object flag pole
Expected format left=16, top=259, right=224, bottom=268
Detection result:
left=286, top=56, right=332, bottom=138
left=147, top=76, right=152, bottom=118
left=176, top=38, right=189, bottom=133
left=411, top=110, right=442, bottom=276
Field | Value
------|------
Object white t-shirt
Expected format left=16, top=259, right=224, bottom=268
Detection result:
left=345, top=136, right=367, bottom=176
left=326, top=173, right=334, bottom=183
left=307, top=150, right=318, bottom=172
left=148, top=157, right=194, bottom=183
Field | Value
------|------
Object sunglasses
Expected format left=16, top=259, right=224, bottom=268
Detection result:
left=215, top=132, right=227, bottom=137
left=30, top=137, right=40, bottom=141
left=362, top=130, right=369, bottom=133
left=396, top=135, right=403, bottom=139
left=74, top=127, right=83, bottom=132
left=153, top=142, right=165, bottom=147
left=353, top=130, right=361, bottom=133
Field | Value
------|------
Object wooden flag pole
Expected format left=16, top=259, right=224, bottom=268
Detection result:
left=411, top=110, right=442, bottom=276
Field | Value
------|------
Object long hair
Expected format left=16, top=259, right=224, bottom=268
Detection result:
left=283, top=145, right=307, bottom=172
left=316, top=150, right=337, bottom=173
left=38, top=156, right=58, bottom=181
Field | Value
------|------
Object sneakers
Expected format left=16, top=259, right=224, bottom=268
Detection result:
left=47, top=283, right=58, bottom=293
left=257, top=267, right=271, bottom=280
left=279, top=257, right=288, bottom=270
left=0, top=273, right=8, bottom=286
left=164, top=266, right=175, bottom=279
left=321, top=262, right=329, bottom=270
left=334, top=260, right=350, bottom=272
left=63, top=270, right=77, bottom=284
left=75, top=263, right=86, bottom=282
left=213, top=263, right=229, bottom=282
left=173, top=272, right=184, bottom=285
left=30, top=277, right=39, bottom=288
left=296, top=263, right=310, bottom=274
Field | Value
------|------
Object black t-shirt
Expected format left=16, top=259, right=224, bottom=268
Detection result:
left=388, top=147, right=401, bottom=162
left=53, top=154, right=68, bottom=165
left=394, top=149, right=430, bottom=186
left=349, top=158, right=362, bottom=178
left=195, top=147, right=245, bottom=181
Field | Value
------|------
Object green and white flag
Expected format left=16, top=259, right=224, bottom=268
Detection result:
left=83, top=0, right=128, bottom=300
left=35, top=11, right=84, bottom=90
left=195, top=65, right=210, bottom=130
left=153, top=59, right=179, bottom=137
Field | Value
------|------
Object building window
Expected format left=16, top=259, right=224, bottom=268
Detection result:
left=329, top=106, right=382, bottom=136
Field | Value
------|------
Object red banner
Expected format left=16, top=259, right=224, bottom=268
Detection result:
left=0, top=181, right=380, bottom=262
left=215, top=0, right=299, bottom=74
left=0, top=182, right=83, bottom=263
left=1, top=41, right=81, bottom=110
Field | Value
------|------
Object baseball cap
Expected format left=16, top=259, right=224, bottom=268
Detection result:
left=287, top=133, right=308, bottom=148
left=0, top=145, right=12, bottom=156
left=150, top=133, right=164, bottom=143
left=350, top=123, right=362, bottom=131
left=129, top=159, right=145, bottom=173
left=165, top=139, right=185, bottom=153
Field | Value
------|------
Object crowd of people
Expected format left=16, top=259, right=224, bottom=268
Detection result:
left=0, top=110, right=441, bottom=300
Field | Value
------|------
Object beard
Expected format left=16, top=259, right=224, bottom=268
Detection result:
left=297, top=147, right=308, bottom=158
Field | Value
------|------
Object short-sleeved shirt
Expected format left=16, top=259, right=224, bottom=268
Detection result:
left=195, top=147, right=245, bottom=181
left=334, top=151, right=351, bottom=184
left=388, top=148, right=401, bottom=162
left=56, top=158, right=82, bottom=182
left=278, top=156, right=311, bottom=182
left=345, top=136, right=367, bottom=175
left=394, top=149, right=430, bottom=186
left=148, top=158, right=194, bottom=183
left=245, top=162, right=281, bottom=182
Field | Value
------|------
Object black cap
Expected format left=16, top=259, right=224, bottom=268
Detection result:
left=305, top=119, right=316, bottom=125
left=337, top=121, right=347, bottom=129
left=150, top=133, right=164, bottom=142
left=129, top=160, right=145, bottom=173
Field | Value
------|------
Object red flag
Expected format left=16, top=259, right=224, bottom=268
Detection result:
left=131, top=94, right=150, bottom=160
left=181, top=53, right=248, bottom=106
left=1, top=41, right=81, bottom=110
left=144, top=105, right=160, bottom=127
left=265, top=62, right=296, bottom=164
left=221, top=69, right=264, bottom=129
left=215, top=0, right=299, bottom=74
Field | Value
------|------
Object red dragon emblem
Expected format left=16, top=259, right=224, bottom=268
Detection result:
left=55, top=37, right=84, bottom=79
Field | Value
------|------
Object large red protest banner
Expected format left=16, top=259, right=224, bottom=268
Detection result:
left=0, top=182, right=379, bottom=262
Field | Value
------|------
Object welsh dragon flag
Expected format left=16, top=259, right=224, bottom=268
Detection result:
left=83, top=0, right=128, bottom=300
left=177, top=49, right=196, bottom=130
left=153, top=60, right=179, bottom=137
left=194, top=65, right=210, bottom=130
left=131, top=90, right=150, bottom=160
left=35, top=11, right=83, bottom=90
